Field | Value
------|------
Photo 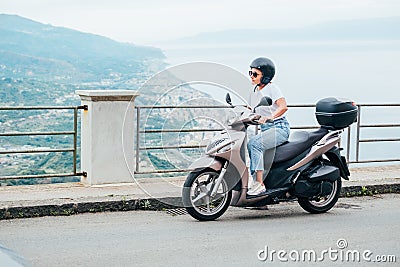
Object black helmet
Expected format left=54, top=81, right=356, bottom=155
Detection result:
left=250, top=57, right=275, bottom=85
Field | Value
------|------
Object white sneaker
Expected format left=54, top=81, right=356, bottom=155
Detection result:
left=247, top=182, right=266, bottom=195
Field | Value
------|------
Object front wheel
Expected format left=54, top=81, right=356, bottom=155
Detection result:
left=182, top=168, right=232, bottom=221
left=298, top=179, right=342, bottom=214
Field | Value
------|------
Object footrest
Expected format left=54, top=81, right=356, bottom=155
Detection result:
left=246, top=191, right=270, bottom=199
left=246, top=187, right=291, bottom=200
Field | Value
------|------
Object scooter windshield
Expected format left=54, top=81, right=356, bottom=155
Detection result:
left=227, top=106, right=258, bottom=126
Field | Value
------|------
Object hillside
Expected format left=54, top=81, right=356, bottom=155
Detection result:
left=0, top=14, right=164, bottom=84
left=0, top=14, right=211, bottom=184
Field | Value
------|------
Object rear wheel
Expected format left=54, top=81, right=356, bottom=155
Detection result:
left=182, top=168, right=232, bottom=221
left=298, top=179, right=342, bottom=214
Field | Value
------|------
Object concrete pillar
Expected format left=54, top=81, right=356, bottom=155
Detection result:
left=75, top=90, right=139, bottom=185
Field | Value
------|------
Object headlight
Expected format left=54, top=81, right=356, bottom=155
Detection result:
left=206, top=138, right=228, bottom=153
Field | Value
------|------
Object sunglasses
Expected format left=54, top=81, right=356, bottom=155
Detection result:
left=249, top=71, right=262, bottom=78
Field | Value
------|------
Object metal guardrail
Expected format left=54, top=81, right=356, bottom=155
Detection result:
left=135, top=105, right=228, bottom=174
left=0, top=105, right=87, bottom=180
left=135, top=104, right=400, bottom=174
left=1, top=103, right=398, bottom=179
left=352, top=104, right=400, bottom=164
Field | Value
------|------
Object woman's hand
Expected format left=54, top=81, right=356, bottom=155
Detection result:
left=258, top=116, right=272, bottom=124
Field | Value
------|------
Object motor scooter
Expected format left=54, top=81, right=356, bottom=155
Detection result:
left=182, top=94, right=357, bottom=221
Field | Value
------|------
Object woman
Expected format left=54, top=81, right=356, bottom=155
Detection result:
left=247, top=57, right=290, bottom=195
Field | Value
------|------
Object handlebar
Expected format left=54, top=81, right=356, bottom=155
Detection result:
left=228, top=106, right=274, bottom=126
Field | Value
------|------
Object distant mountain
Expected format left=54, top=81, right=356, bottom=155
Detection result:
left=0, top=14, right=165, bottom=84
left=166, top=17, right=400, bottom=45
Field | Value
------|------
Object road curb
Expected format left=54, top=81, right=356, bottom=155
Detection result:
left=340, top=183, right=400, bottom=197
left=1, top=183, right=399, bottom=220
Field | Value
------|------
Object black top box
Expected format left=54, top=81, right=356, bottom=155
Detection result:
left=315, top=97, right=358, bottom=130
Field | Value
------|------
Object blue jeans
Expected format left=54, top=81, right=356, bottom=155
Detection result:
left=247, top=118, right=290, bottom=174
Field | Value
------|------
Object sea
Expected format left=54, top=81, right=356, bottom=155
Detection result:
left=159, top=40, right=400, bottom=165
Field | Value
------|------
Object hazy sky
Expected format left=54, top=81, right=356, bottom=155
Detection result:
left=2, top=0, right=400, bottom=45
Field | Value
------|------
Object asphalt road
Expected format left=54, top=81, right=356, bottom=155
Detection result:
left=0, top=195, right=399, bottom=267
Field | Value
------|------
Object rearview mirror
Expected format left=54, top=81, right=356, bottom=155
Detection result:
left=225, top=93, right=232, bottom=106
left=253, top=96, right=273, bottom=111
left=259, top=96, right=273, bottom=106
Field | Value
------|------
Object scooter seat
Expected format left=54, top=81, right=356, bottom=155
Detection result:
left=272, top=128, right=329, bottom=164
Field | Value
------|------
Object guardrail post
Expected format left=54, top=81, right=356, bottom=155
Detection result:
left=355, top=105, right=361, bottom=163
left=76, top=90, right=139, bottom=185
